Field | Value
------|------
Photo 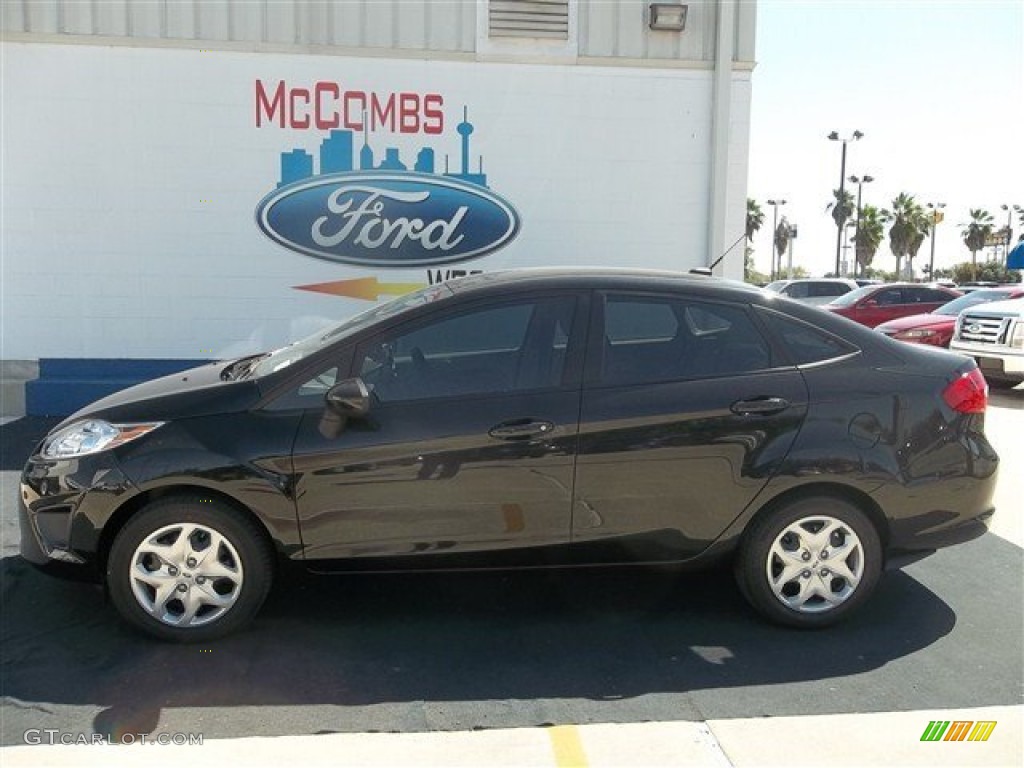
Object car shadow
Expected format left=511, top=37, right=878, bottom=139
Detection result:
left=1, top=553, right=958, bottom=738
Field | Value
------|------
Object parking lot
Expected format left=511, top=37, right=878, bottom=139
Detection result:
left=1, top=390, right=1021, bottom=763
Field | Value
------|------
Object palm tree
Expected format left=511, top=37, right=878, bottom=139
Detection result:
left=854, top=205, right=888, bottom=269
left=887, top=192, right=924, bottom=278
left=826, top=189, right=855, bottom=232
left=905, top=206, right=932, bottom=280
left=961, top=209, right=994, bottom=277
left=746, top=198, right=765, bottom=242
left=774, top=217, right=791, bottom=275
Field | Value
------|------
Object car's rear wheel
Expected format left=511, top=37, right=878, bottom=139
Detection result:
left=736, top=496, right=882, bottom=628
left=107, top=495, right=273, bottom=642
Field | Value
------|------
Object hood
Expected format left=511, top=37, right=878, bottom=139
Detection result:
left=876, top=313, right=952, bottom=333
left=56, top=361, right=263, bottom=430
left=961, top=297, right=1024, bottom=317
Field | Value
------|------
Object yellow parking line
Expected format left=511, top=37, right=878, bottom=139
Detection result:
left=548, top=725, right=588, bottom=768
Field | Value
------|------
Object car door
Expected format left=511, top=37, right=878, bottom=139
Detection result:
left=854, top=286, right=904, bottom=327
left=903, top=285, right=957, bottom=317
left=288, top=293, right=587, bottom=565
left=571, top=291, right=808, bottom=562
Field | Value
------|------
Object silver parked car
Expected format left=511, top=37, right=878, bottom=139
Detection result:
left=764, top=278, right=859, bottom=306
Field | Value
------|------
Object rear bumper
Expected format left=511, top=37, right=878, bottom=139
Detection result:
left=885, top=507, right=995, bottom=570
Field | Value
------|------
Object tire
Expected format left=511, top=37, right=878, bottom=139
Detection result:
left=986, top=378, right=1020, bottom=391
left=735, top=496, right=882, bottom=628
left=107, top=495, right=274, bottom=642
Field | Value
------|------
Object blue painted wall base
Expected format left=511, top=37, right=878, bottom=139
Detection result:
left=26, top=359, right=210, bottom=417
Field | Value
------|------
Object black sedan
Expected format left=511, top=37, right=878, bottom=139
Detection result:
left=20, top=270, right=998, bottom=641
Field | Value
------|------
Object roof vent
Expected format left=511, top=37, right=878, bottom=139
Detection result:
left=489, top=0, right=569, bottom=40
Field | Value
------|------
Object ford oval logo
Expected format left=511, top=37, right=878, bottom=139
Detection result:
left=255, top=172, right=520, bottom=268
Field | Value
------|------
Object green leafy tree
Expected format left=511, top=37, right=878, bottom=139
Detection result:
left=854, top=205, right=888, bottom=269
left=948, top=261, right=1022, bottom=285
left=744, top=246, right=769, bottom=285
left=961, top=208, right=994, bottom=278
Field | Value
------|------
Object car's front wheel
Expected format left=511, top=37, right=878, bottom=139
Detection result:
left=107, top=495, right=273, bottom=642
left=736, top=496, right=882, bottom=628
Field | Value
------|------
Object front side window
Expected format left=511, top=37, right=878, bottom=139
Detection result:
left=357, top=298, right=576, bottom=403
left=873, top=288, right=905, bottom=306
left=784, top=282, right=810, bottom=299
left=599, top=295, right=772, bottom=386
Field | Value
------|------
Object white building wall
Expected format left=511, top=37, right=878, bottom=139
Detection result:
left=1, top=1, right=756, bottom=363
left=2, top=41, right=746, bottom=359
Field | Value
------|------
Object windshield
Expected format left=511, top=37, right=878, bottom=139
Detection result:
left=764, top=281, right=789, bottom=293
left=246, top=283, right=455, bottom=378
left=935, top=288, right=1018, bottom=316
left=825, top=284, right=879, bottom=307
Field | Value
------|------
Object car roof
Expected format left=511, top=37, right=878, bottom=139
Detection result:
left=445, top=267, right=767, bottom=302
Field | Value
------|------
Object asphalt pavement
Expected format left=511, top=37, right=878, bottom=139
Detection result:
left=1, top=394, right=1021, bottom=766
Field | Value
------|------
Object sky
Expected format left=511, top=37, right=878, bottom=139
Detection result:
left=747, top=0, right=1024, bottom=278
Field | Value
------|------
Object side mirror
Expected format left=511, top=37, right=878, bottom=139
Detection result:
left=319, top=377, right=371, bottom=440
left=861, top=298, right=879, bottom=308
left=326, top=377, right=371, bottom=418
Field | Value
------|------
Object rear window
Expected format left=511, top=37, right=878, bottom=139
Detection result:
left=757, top=309, right=859, bottom=366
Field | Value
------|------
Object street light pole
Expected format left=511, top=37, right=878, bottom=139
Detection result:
left=848, top=174, right=874, bottom=279
left=828, top=131, right=863, bottom=276
left=767, top=199, right=787, bottom=280
left=927, top=202, right=946, bottom=281
left=1001, top=204, right=1021, bottom=263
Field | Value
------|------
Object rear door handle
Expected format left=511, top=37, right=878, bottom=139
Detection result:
left=730, top=397, right=790, bottom=416
left=488, top=419, right=555, bottom=440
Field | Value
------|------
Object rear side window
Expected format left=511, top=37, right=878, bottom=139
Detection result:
left=599, top=296, right=773, bottom=386
left=909, top=286, right=955, bottom=303
left=757, top=309, right=859, bottom=366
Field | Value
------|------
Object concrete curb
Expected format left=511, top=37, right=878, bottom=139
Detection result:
left=2, top=707, right=1020, bottom=767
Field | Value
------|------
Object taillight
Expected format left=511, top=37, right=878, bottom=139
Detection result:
left=942, top=368, right=988, bottom=414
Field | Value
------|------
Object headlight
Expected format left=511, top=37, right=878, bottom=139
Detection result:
left=1011, top=320, right=1024, bottom=350
left=895, top=328, right=938, bottom=339
left=41, top=420, right=164, bottom=459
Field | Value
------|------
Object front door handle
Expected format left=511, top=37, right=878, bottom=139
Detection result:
left=488, top=419, right=555, bottom=440
left=730, top=397, right=790, bottom=416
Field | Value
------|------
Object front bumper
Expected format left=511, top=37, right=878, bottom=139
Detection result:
left=950, top=341, right=1024, bottom=381
left=19, top=453, right=138, bottom=582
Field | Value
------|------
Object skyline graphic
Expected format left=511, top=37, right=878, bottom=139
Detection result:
left=278, top=106, right=488, bottom=189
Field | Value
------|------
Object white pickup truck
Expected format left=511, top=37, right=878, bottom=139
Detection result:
left=950, top=296, right=1024, bottom=389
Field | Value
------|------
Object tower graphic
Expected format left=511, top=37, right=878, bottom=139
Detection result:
left=275, top=106, right=489, bottom=189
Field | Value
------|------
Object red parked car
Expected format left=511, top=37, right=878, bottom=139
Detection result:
left=823, top=283, right=962, bottom=328
left=876, top=286, right=1024, bottom=347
